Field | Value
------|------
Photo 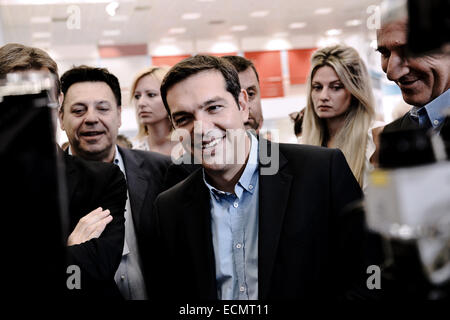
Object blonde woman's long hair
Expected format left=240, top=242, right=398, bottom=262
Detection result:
left=302, top=45, right=375, bottom=186
left=131, top=66, right=170, bottom=140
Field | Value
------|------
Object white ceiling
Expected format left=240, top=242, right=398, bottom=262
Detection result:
left=0, top=0, right=381, bottom=54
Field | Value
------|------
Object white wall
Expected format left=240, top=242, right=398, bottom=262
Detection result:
left=0, top=17, right=4, bottom=46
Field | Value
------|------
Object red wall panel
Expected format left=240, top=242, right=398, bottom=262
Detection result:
left=287, top=48, right=316, bottom=85
left=206, top=52, right=237, bottom=57
left=98, top=44, right=148, bottom=58
left=244, top=51, right=284, bottom=98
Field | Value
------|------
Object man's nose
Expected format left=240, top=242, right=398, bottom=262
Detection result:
left=84, top=107, right=99, bottom=124
left=385, top=52, right=409, bottom=82
left=193, top=114, right=215, bottom=139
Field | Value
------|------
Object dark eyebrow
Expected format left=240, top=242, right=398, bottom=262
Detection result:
left=171, top=96, right=228, bottom=119
left=375, top=45, right=386, bottom=52
left=70, top=101, right=87, bottom=108
left=312, top=80, right=342, bottom=85
left=171, top=110, right=191, bottom=119
left=200, top=96, right=227, bottom=108
left=245, top=85, right=257, bottom=91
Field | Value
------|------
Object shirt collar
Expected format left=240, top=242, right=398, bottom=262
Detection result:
left=410, top=89, right=450, bottom=128
left=203, top=131, right=259, bottom=196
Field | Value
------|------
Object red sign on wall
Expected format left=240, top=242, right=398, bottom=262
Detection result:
left=98, top=44, right=148, bottom=58
left=287, top=48, right=316, bottom=85
left=244, top=51, right=284, bottom=98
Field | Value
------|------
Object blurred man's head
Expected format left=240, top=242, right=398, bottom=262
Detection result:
left=59, top=66, right=122, bottom=163
left=377, top=15, right=450, bottom=107
left=0, top=43, right=60, bottom=96
left=222, top=55, right=263, bottom=133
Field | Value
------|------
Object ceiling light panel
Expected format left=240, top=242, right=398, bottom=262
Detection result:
left=250, top=10, right=269, bottom=18
left=182, top=13, right=201, bottom=20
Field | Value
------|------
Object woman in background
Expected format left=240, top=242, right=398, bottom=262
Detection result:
left=302, top=45, right=377, bottom=190
left=130, top=66, right=178, bottom=156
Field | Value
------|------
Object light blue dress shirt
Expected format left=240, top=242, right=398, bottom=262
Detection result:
left=409, top=89, right=450, bottom=130
left=203, top=133, right=259, bottom=300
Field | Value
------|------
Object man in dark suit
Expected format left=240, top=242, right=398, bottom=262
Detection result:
left=59, top=66, right=171, bottom=299
left=149, top=55, right=371, bottom=300
left=376, top=7, right=449, bottom=133
left=0, top=43, right=127, bottom=298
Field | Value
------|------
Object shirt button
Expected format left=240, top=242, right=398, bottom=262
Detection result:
left=233, top=202, right=238, bottom=208
left=236, top=243, right=242, bottom=249
left=240, top=286, right=245, bottom=292
left=249, top=185, right=253, bottom=190
left=433, top=120, right=439, bottom=126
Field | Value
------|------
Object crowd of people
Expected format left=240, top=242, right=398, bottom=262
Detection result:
left=0, top=1, right=448, bottom=301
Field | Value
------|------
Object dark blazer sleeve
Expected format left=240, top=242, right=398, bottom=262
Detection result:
left=66, top=159, right=126, bottom=284
left=329, top=149, right=381, bottom=299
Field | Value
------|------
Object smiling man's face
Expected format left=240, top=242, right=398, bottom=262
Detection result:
left=167, top=70, right=249, bottom=174
left=377, top=20, right=450, bottom=107
left=59, top=81, right=121, bottom=162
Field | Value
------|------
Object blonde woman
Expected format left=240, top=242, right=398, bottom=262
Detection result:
left=302, top=45, right=377, bottom=190
left=131, top=66, right=179, bottom=156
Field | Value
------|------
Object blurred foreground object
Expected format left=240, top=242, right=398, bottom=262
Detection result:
left=365, top=120, right=450, bottom=299
left=0, top=71, right=68, bottom=298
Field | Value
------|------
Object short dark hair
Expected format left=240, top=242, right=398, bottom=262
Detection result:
left=222, top=55, right=260, bottom=83
left=60, top=66, right=121, bottom=109
left=160, top=55, right=241, bottom=116
left=0, top=43, right=60, bottom=93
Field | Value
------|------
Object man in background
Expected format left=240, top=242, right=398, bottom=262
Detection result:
left=377, top=4, right=449, bottom=132
left=223, top=55, right=264, bottom=134
left=59, top=66, right=171, bottom=299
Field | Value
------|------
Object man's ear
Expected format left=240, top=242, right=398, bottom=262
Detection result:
left=238, top=89, right=249, bottom=122
left=117, top=105, right=122, bottom=128
left=58, top=92, right=64, bottom=107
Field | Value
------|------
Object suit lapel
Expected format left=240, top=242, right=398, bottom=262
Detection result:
left=182, top=170, right=218, bottom=299
left=118, top=147, right=148, bottom=229
left=258, top=142, right=292, bottom=300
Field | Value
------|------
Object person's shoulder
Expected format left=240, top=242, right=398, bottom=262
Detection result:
left=383, top=113, right=412, bottom=133
left=277, top=141, right=337, bottom=158
left=157, top=166, right=203, bottom=202
left=64, top=153, right=125, bottom=190
left=120, top=147, right=172, bottom=167
left=64, top=152, right=120, bottom=175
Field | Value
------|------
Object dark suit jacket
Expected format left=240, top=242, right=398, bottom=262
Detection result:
left=64, top=151, right=127, bottom=298
left=149, top=141, right=371, bottom=300
left=117, top=146, right=171, bottom=294
left=384, top=112, right=419, bottom=133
